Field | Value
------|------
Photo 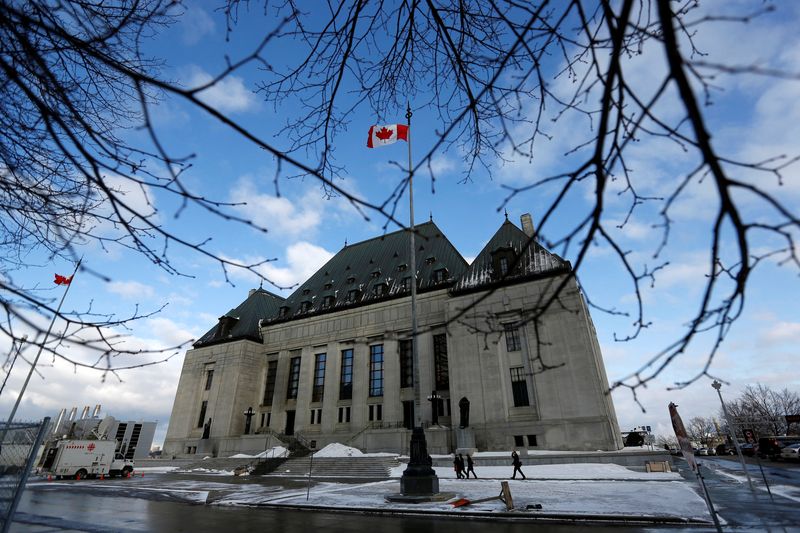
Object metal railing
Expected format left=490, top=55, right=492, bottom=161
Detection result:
left=0, top=418, right=50, bottom=533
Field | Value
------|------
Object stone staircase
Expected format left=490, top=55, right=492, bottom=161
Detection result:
left=175, top=457, right=260, bottom=473
left=265, top=456, right=400, bottom=479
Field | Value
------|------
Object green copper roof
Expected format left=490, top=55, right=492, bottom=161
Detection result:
left=267, top=221, right=468, bottom=323
left=451, top=218, right=569, bottom=294
left=194, top=288, right=285, bottom=347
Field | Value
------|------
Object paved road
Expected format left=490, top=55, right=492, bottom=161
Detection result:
left=11, top=460, right=800, bottom=532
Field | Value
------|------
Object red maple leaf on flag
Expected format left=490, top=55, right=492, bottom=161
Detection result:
left=375, top=127, right=394, bottom=140
left=54, top=273, right=73, bottom=285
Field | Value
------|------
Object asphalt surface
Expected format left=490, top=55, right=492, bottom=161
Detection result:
left=10, top=457, right=800, bottom=532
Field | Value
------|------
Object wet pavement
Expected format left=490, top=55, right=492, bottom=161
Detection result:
left=10, top=458, right=800, bottom=532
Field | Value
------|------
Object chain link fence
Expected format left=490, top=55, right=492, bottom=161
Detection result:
left=0, top=418, right=50, bottom=533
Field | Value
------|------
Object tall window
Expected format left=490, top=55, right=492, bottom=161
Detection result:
left=504, top=323, right=521, bottom=352
left=510, top=367, right=530, bottom=407
left=204, top=368, right=214, bottom=391
left=312, top=353, right=326, bottom=402
left=339, top=348, right=353, bottom=400
left=286, top=356, right=301, bottom=399
left=399, top=339, right=413, bottom=388
left=499, top=256, right=509, bottom=276
left=369, top=344, right=384, bottom=397
left=433, top=334, right=449, bottom=390
left=197, top=400, right=207, bottom=428
left=263, top=360, right=278, bottom=406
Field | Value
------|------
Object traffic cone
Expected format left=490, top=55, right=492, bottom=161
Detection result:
left=100, top=474, right=104, bottom=480
left=47, top=475, right=52, bottom=481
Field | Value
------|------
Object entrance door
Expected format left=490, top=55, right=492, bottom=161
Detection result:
left=285, top=410, right=295, bottom=435
left=402, top=400, right=414, bottom=430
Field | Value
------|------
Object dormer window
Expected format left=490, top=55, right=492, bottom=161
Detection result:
left=278, top=306, right=290, bottom=318
left=397, top=263, right=408, bottom=272
left=347, top=289, right=361, bottom=303
left=302, top=288, right=311, bottom=295
left=371, top=270, right=381, bottom=279
left=347, top=276, right=356, bottom=284
left=300, top=301, right=312, bottom=312
left=216, top=315, right=239, bottom=338
left=500, top=257, right=509, bottom=275
left=433, top=268, right=448, bottom=283
left=425, top=256, right=435, bottom=265
left=322, top=295, right=335, bottom=309
left=400, top=277, right=411, bottom=291
left=373, top=283, right=387, bottom=297
left=491, top=248, right=517, bottom=279
left=324, top=282, right=333, bottom=290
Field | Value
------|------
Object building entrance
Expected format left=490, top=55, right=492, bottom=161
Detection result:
left=285, top=410, right=295, bottom=435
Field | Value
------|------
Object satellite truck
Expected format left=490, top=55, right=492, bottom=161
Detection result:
left=36, top=407, right=135, bottom=480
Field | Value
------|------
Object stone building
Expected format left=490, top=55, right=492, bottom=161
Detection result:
left=163, top=216, right=622, bottom=457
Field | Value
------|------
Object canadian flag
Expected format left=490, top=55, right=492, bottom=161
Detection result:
left=54, top=273, right=73, bottom=285
left=367, top=124, right=409, bottom=148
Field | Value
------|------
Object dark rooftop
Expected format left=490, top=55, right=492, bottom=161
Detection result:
left=267, top=221, right=468, bottom=323
left=451, top=218, right=569, bottom=294
left=194, top=288, right=285, bottom=348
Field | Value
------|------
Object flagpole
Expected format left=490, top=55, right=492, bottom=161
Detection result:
left=406, top=103, right=423, bottom=428
left=1, top=259, right=81, bottom=442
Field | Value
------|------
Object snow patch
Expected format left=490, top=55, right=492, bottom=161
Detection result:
left=314, top=443, right=363, bottom=457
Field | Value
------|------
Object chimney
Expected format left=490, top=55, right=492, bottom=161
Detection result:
left=249, top=288, right=257, bottom=297
left=520, top=213, right=535, bottom=238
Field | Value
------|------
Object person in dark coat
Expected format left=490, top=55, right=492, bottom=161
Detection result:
left=465, top=454, right=477, bottom=479
left=453, top=454, right=464, bottom=479
left=511, top=450, right=526, bottom=479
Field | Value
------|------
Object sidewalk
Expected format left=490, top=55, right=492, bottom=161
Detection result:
left=131, top=462, right=714, bottom=526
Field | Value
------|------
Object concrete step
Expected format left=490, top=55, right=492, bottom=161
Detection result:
left=267, top=456, right=399, bottom=478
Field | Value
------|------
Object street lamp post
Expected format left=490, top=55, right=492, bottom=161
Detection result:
left=711, top=380, right=755, bottom=492
left=243, top=407, right=254, bottom=436
left=427, top=391, right=441, bottom=426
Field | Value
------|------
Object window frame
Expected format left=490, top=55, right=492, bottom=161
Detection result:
left=369, top=344, right=384, bottom=397
left=510, top=366, right=530, bottom=407
left=433, top=333, right=449, bottom=390
left=339, top=348, right=353, bottom=400
left=286, top=356, right=301, bottom=400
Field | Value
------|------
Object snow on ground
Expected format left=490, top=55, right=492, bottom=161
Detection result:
left=313, top=443, right=398, bottom=458
left=228, top=446, right=289, bottom=459
left=216, top=478, right=710, bottom=521
left=390, top=462, right=682, bottom=481
left=313, top=443, right=363, bottom=457
left=135, top=466, right=180, bottom=473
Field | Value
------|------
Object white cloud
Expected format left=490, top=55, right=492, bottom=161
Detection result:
left=106, top=280, right=155, bottom=300
left=229, top=177, right=322, bottom=236
left=185, top=66, right=257, bottom=114
left=179, top=3, right=216, bottom=45
left=221, top=241, right=334, bottom=292
left=760, top=321, right=800, bottom=346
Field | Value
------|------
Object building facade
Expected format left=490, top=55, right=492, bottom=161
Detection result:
left=163, top=216, right=623, bottom=457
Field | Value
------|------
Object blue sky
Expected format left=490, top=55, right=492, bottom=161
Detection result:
left=2, top=0, right=799, bottom=447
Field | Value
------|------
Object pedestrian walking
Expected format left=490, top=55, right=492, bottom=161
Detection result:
left=457, top=453, right=467, bottom=479
left=465, top=454, right=477, bottom=479
left=453, top=454, right=464, bottom=479
left=511, top=450, right=526, bottom=479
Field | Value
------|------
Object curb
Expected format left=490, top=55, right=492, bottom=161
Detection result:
left=247, top=501, right=714, bottom=527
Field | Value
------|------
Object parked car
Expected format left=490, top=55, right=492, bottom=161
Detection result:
left=740, top=443, right=756, bottom=456
left=759, top=437, right=800, bottom=460
left=780, top=443, right=800, bottom=461
left=697, top=448, right=712, bottom=456
left=716, top=444, right=736, bottom=456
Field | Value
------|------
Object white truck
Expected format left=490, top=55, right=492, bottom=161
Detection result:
left=39, top=439, right=135, bottom=480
